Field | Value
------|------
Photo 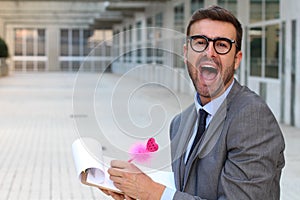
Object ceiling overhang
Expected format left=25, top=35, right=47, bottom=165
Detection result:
left=105, top=2, right=147, bottom=12
left=0, top=0, right=169, bottom=30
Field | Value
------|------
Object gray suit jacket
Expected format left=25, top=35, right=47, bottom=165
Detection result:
left=170, top=81, right=285, bottom=200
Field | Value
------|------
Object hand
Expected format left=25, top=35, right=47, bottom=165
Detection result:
left=108, top=160, right=166, bottom=200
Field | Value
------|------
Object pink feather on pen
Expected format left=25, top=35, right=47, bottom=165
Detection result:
left=128, top=138, right=159, bottom=163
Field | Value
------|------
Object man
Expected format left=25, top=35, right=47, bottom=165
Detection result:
left=105, top=5, right=285, bottom=200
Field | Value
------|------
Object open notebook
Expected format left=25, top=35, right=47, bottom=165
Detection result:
left=72, top=137, right=176, bottom=194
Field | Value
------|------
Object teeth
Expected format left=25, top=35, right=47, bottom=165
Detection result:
left=202, top=64, right=214, bottom=68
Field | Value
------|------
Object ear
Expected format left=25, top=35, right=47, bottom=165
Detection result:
left=234, top=51, right=242, bottom=70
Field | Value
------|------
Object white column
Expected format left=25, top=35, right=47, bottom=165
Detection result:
left=295, top=19, right=300, bottom=128
left=283, top=20, right=292, bottom=125
left=237, top=0, right=249, bottom=85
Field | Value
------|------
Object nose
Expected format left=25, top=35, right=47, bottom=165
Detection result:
left=205, top=42, right=217, bottom=57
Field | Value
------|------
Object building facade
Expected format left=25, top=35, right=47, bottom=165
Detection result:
left=0, top=1, right=113, bottom=72
left=0, top=0, right=299, bottom=128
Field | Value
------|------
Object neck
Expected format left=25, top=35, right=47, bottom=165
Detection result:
left=199, top=78, right=234, bottom=106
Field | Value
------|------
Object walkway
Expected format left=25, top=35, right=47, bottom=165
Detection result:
left=0, top=73, right=298, bottom=199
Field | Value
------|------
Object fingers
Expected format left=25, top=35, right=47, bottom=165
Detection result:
left=109, top=191, right=125, bottom=200
left=111, top=160, right=129, bottom=169
left=108, top=166, right=139, bottom=188
left=108, top=167, right=123, bottom=178
left=109, top=175, right=123, bottom=186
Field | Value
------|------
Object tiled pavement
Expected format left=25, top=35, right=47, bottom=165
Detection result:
left=0, top=73, right=299, bottom=200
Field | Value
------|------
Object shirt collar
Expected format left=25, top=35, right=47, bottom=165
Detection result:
left=194, top=80, right=234, bottom=117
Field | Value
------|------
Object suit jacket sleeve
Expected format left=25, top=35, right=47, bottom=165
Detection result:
left=218, top=101, right=285, bottom=200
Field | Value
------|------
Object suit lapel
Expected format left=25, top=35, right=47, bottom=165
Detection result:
left=172, top=105, right=197, bottom=190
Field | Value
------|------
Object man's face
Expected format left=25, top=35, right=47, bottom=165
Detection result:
left=184, top=19, right=242, bottom=105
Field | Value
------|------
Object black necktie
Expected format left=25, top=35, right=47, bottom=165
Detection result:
left=187, top=109, right=208, bottom=161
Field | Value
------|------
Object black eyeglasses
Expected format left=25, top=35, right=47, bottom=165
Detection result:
left=188, top=35, right=237, bottom=55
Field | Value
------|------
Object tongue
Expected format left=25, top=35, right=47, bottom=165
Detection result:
left=201, top=67, right=218, bottom=80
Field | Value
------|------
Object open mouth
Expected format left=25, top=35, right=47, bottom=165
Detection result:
left=200, top=65, right=218, bottom=80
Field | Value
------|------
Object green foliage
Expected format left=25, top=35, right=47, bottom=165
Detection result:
left=0, top=37, right=9, bottom=58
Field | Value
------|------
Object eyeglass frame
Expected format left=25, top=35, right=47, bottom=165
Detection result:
left=187, top=35, right=238, bottom=55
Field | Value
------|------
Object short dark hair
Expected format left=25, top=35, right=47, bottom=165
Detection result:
left=186, top=5, right=242, bottom=52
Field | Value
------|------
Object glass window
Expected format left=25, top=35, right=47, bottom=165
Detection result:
left=146, top=17, right=154, bottom=63
left=174, top=3, right=185, bottom=33
left=218, top=0, right=237, bottom=16
left=13, top=28, right=46, bottom=71
left=14, top=61, right=23, bottom=71
left=72, top=29, right=80, bottom=56
left=60, top=61, right=69, bottom=71
left=249, top=27, right=262, bottom=76
left=147, top=17, right=153, bottom=29
left=249, top=24, right=280, bottom=78
left=72, top=61, right=81, bottom=71
left=113, top=30, right=120, bottom=61
left=265, top=24, right=279, bottom=78
left=37, top=29, right=45, bottom=56
left=26, top=29, right=34, bottom=56
left=136, top=21, right=142, bottom=41
left=266, top=0, right=280, bottom=20
left=60, top=29, right=69, bottom=56
left=37, top=61, right=46, bottom=71
left=137, top=45, right=142, bottom=64
left=26, top=61, right=34, bottom=71
left=155, top=44, right=164, bottom=64
left=136, top=21, right=142, bottom=63
left=250, top=0, right=280, bottom=23
left=128, top=25, right=132, bottom=63
left=14, top=29, right=23, bottom=56
left=250, top=0, right=263, bottom=23
left=191, top=0, right=204, bottom=15
left=19, top=29, right=45, bottom=56
left=155, top=13, right=163, bottom=27
left=154, top=13, right=164, bottom=64
left=83, top=30, right=92, bottom=56
left=123, top=27, right=127, bottom=62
